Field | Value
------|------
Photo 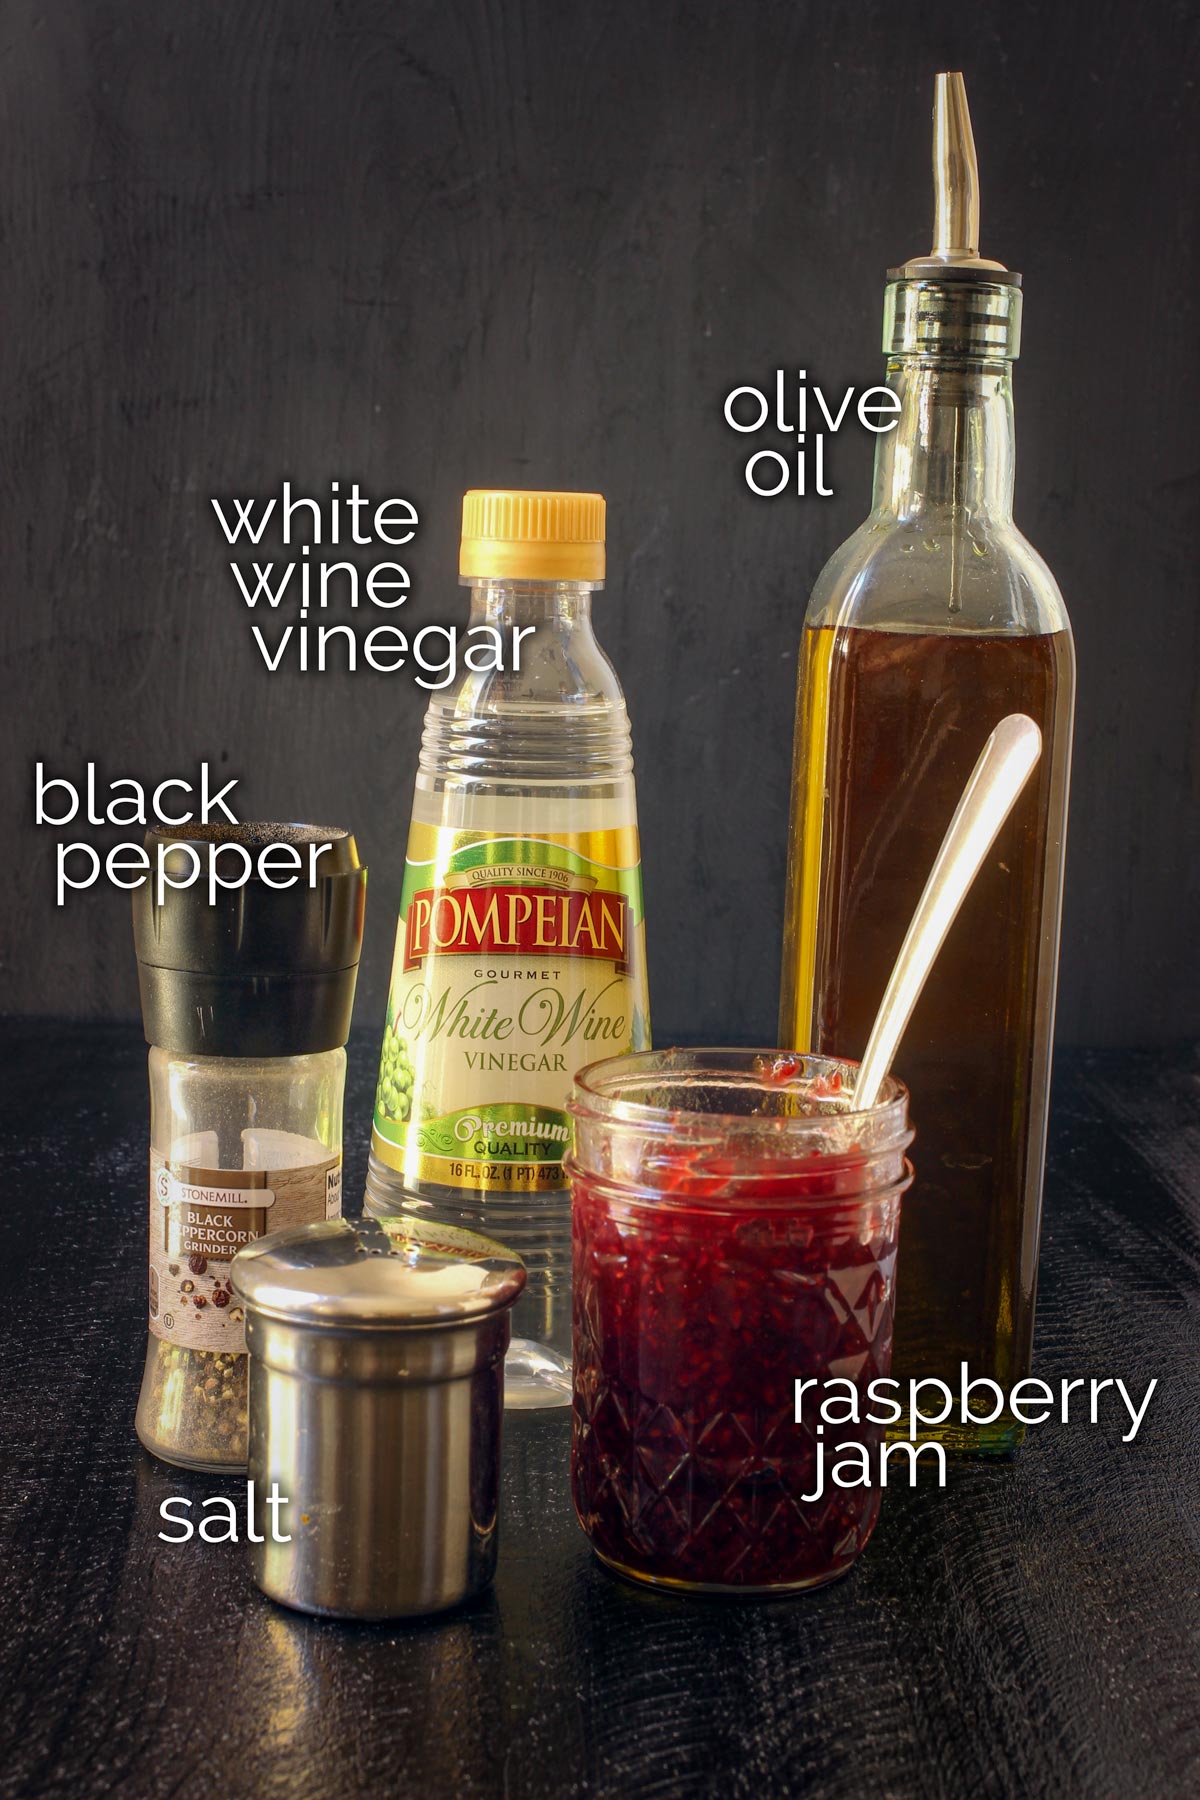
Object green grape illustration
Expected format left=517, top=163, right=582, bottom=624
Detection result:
left=375, top=1025, right=416, bottom=1124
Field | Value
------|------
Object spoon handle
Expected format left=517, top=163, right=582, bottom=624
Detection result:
left=854, top=712, right=1043, bottom=1111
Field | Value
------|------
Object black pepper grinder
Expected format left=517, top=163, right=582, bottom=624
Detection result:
left=132, top=822, right=366, bottom=1471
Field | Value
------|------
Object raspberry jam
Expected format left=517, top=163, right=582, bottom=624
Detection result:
left=568, top=1050, right=912, bottom=1594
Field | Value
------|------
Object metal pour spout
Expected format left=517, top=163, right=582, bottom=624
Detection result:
left=899, top=72, right=1008, bottom=276
left=934, top=73, right=980, bottom=260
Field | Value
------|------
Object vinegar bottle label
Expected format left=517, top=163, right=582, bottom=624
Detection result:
left=371, top=821, right=650, bottom=1193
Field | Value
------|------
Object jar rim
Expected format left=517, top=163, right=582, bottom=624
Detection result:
left=571, top=1048, right=910, bottom=1139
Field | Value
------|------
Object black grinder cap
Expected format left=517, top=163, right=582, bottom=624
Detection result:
left=133, top=823, right=367, bottom=1057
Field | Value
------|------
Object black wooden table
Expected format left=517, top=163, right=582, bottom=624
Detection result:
left=2, top=1022, right=1197, bottom=1800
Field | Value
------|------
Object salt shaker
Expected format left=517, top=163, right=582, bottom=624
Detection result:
left=232, top=1215, right=526, bottom=1619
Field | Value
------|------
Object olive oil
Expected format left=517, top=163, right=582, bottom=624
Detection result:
left=780, top=76, right=1074, bottom=1452
left=782, top=626, right=1072, bottom=1449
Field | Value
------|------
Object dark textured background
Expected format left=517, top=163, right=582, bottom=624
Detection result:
left=1, top=0, right=1197, bottom=1045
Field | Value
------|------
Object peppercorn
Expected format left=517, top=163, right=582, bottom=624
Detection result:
left=141, top=1343, right=249, bottom=1465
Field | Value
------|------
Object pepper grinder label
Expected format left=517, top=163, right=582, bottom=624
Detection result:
left=148, top=1152, right=341, bottom=1352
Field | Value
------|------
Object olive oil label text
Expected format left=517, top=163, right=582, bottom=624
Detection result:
left=371, top=826, right=650, bottom=1193
left=148, top=1153, right=341, bottom=1352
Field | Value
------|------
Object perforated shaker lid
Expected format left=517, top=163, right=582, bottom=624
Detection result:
left=230, top=1216, right=527, bottom=1328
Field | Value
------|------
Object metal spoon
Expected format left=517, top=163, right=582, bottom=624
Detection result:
left=855, top=713, right=1043, bottom=1110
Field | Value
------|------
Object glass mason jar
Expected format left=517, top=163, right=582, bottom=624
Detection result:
left=135, top=1048, right=345, bottom=1471
left=568, top=1050, right=913, bottom=1595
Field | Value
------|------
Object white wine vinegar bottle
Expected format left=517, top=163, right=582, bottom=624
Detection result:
left=365, top=490, right=651, bottom=1408
left=780, top=76, right=1074, bottom=1454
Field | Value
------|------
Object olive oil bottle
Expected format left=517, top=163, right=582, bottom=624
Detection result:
left=780, top=75, right=1074, bottom=1453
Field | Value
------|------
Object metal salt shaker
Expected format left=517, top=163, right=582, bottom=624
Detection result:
left=232, top=1215, right=525, bottom=1619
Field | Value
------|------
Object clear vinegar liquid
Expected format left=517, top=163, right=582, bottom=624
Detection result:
left=781, top=624, right=1074, bottom=1453
left=365, top=682, right=647, bottom=1410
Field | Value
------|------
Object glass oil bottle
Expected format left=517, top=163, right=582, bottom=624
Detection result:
left=364, top=490, right=651, bottom=1409
left=779, top=75, right=1074, bottom=1453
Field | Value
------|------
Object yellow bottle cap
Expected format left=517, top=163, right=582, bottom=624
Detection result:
left=459, top=489, right=606, bottom=582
